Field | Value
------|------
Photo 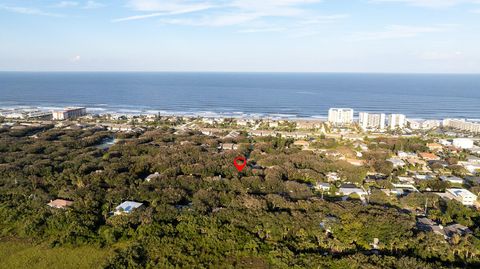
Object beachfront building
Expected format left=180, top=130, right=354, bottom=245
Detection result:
left=328, top=108, right=354, bottom=126
left=388, top=114, right=406, bottom=130
left=446, top=189, right=478, bottom=206
left=52, top=107, right=87, bottom=120
left=422, top=120, right=441, bottom=130
left=358, top=112, right=386, bottom=131
left=443, top=119, right=480, bottom=134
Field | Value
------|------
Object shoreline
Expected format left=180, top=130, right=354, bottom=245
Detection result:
left=3, top=104, right=480, bottom=123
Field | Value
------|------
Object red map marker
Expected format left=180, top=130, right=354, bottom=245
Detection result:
left=233, top=156, right=247, bottom=172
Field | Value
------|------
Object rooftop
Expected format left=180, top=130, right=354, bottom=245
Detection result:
left=447, top=188, right=476, bottom=198
left=115, top=201, right=144, bottom=213
left=48, top=199, right=73, bottom=208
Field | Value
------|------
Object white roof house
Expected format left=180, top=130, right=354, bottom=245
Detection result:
left=145, top=172, right=161, bottom=182
left=397, top=151, right=417, bottom=159
left=397, top=176, right=415, bottom=184
left=114, top=201, right=144, bottom=215
left=315, top=182, right=331, bottom=191
left=387, top=158, right=406, bottom=168
left=439, top=176, right=464, bottom=185
left=392, top=183, right=419, bottom=193
left=446, top=189, right=478, bottom=206
left=326, top=172, right=341, bottom=182
left=338, top=185, right=368, bottom=196
left=453, top=138, right=474, bottom=149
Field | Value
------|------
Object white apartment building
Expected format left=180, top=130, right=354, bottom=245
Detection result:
left=422, top=120, right=441, bottom=130
left=446, top=188, right=478, bottom=206
left=52, top=107, right=87, bottom=120
left=388, top=114, right=406, bottom=130
left=328, top=108, right=354, bottom=125
left=443, top=119, right=480, bottom=134
left=359, top=112, right=386, bottom=130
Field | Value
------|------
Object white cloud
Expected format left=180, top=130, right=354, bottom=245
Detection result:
left=126, top=0, right=215, bottom=12
left=351, top=25, right=450, bottom=40
left=158, top=12, right=264, bottom=26
left=114, top=0, right=349, bottom=40
left=238, top=27, right=287, bottom=33
left=71, top=55, right=81, bottom=62
left=54, top=1, right=79, bottom=8
left=83, top=1, right=105, bottom=9
left=113, top=5, right=213, bottom=22
left=0, top=5, right=63, bottom=17
left=370, top=0, right=480, bottom=8
left=115, top=0, right=326, bottom=23
left=113, top=1, right=215, bottom=21
left=419, top=51, right=463, bottom=60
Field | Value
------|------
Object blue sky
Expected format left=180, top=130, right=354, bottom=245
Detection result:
left=0, top=0, right=479, bottom=73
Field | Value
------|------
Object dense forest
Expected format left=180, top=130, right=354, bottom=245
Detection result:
left=1, top=124, right=480, bottom=268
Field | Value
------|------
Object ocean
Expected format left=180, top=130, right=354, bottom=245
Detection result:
left=1, top=72, right=479, bottom=120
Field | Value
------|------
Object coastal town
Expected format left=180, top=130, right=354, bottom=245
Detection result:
left=1, top=106, right=480, bottom=267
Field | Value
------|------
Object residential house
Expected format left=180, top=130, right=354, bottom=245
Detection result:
left=416, top=218, right=446, bottom=238
left=338, top=184, right=368, bottom=196
left=439, top=139, right=452, bottom=146
left=397, top=176, right=415, bottom=184
left=417, top=218, right=472, bottom=239
left=326, top=172, right=341, bottom=182
left=236, top=119, right=249, bottom=126
left=346, top=158, right=365, bottom=166
left=427, top=143, right=443, bottom=152
left=325, top=151, right=345, bottom=160
left=114, top=201, right=144, bottom=215
left=296, top=120, right=322, bottom=130
left=458, top=160, right=480, bottom=174
left=397, top=151, right=417, bottom=159
left=412, top=173, right=434, bottom=180
left=293, top=140, right=310, bottom=150
left=419, top=152, right=440, bottom=161
left=406, top=158, right=427, bottom=169
left=315, top=182, right=331, bottom=192
left=444, top=224, right=472, bottom=237
left=47, top=199, right=73, bottom=209
left=219, top=143, right=238, bottom=151
left=353, top=142, right=369, bottom=152
left=387, top=158, right=406, bottom=168
left=392, top=183, right=419, bottom=193
left=365, top=173, right=388, bottom=182
left=446, top=188, right=477, bottom=206
left=225, top=131, right=240, bottom=138
left=440, top=176, right=464, bottom=185
left=465, top=176, right=480, bottom=185
left=268, top=121, right=279, bottom=128
left=145, top=172, right=161, bottom=182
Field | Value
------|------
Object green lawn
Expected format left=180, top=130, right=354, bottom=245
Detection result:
left=0, top=240, right=111, bottom=269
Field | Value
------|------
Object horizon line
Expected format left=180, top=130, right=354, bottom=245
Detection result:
left=1, top=70, right=480, bottom=75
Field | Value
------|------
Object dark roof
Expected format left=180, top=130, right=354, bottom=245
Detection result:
left=340, top=184, right=357, bottom=188
left=444, top=224, right=472, bottom=237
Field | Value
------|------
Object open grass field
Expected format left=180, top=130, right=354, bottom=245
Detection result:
left=0, top=240, right=111, bottom=269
